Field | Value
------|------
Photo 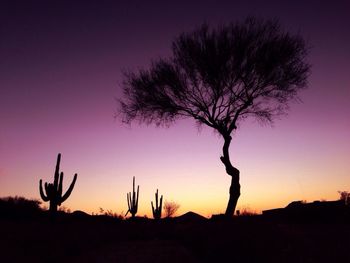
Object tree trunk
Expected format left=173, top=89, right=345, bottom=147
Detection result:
left=220, top=135, right=240, bottom=217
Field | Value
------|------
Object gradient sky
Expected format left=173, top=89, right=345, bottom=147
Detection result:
left=1, top=0, right=349, bottom=217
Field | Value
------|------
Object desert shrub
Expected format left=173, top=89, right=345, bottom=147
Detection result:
left=96, top=207, right=124, bottom=219
left=0, top=196, right=42, bottom=218
left=58, top=206, right=71, bottom=213
left=238, top=206, right=258, bottom=216
left=338, top=191, right=350, bottom=205
left=163, top=200, right=180, bottom=218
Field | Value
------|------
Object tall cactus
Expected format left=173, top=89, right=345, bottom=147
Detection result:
left=151, top=189, right=163, bottom=220
left=39, top=153, right=77, bottom=213
left=125, top=176, right=139, bottom=218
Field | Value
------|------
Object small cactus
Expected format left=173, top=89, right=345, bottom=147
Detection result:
left=125, top=176, right=139, bottom=218
left=151, top=189, right=163, bottom=220
left=39, top=153, right=77, bottom=213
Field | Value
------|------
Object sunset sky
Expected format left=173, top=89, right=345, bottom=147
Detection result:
left=1, top=0, right=349, bottom=217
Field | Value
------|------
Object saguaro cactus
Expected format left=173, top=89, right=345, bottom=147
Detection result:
left=125, top=176, right=139, bottom=218
left=39, top=153, right=77, bottom=213
left=151, top=189, right=163, bottom=220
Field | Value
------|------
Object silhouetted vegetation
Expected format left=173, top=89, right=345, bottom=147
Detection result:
left=1, top=186, right=349, bottom=263
left=151, top=189, right=163, bottom=220
left=236, top=206, right=258, bottom=216
left=263, top=198, right=350, bottom=223
left=119, top=17, right=310, bottom=217
left=338, top=190, right=350, bottom=204
left=1, top=206, right=349, bottom=262
left=95, top=207, right=125, bottom=219
left=39, top=153, right=77, bottom=214
left=164, top=200, right=180, bottom=218
left=0, top=196, right=42, bottom=218
left=125, top=176, right=139, bottom=218
left=58, top=205, right=71, bottom=213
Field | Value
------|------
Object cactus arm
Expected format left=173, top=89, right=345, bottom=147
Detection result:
left=53, top=153, right=61, bottom=190
left=127, top=192, right=131, bottom=210
left=160, top=195, right=163, bottom=216
left=58, top=172, right=63, bottom=197
left=125, top=193, right=131, bottom=216
left=151, top=201, right=155, bottom=214
left=44, top=182, right=50, bottom=197
left=136, top=185, right=139, bottom=210
left=126, top=192, right=131, bottom=215
left=39, top=180, right=49, bottom=201
left=61, top=173, right=77, bottom=203
left=156, top=191, right=159, bottom=208
left=132, top=177, right=135, bottom=208
left=57, top=172, right=63, bottom=205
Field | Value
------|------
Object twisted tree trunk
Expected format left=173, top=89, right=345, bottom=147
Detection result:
left=220, top=135, right=240, bottom=217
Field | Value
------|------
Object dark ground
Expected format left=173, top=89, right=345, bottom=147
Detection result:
left=1, top=211, right=350, bottom=263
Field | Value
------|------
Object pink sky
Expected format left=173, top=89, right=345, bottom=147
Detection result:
left=1, top=1, right=349, bottom=217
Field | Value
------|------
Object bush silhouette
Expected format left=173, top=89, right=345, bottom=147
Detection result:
left=164, top=200, right=180, bottom=218
left=0, top=196, right=42, bottom=218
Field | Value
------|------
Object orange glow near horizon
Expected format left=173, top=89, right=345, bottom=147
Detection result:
left=1, top=117, right=348, bottom=218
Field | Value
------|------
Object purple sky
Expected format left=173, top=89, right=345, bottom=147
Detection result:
left=1, top=0, right=349, bottom=216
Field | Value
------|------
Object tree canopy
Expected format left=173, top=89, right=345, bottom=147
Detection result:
left=120, top=17, right=310, bottom=138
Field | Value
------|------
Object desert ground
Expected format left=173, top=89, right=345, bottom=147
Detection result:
left=1, top=210, right=350, bottom=263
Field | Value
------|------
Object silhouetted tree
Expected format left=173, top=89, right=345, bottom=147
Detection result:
left=163, top=200, right=180, bottom=218
left=338, top=191, right=350, bottom=205
left=119, top=17, right=310, bottom=217
left=39, top=153, right=78, bottom=214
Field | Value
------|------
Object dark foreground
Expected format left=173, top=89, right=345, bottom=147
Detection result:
left=1, top=212, right=350, bottom=263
